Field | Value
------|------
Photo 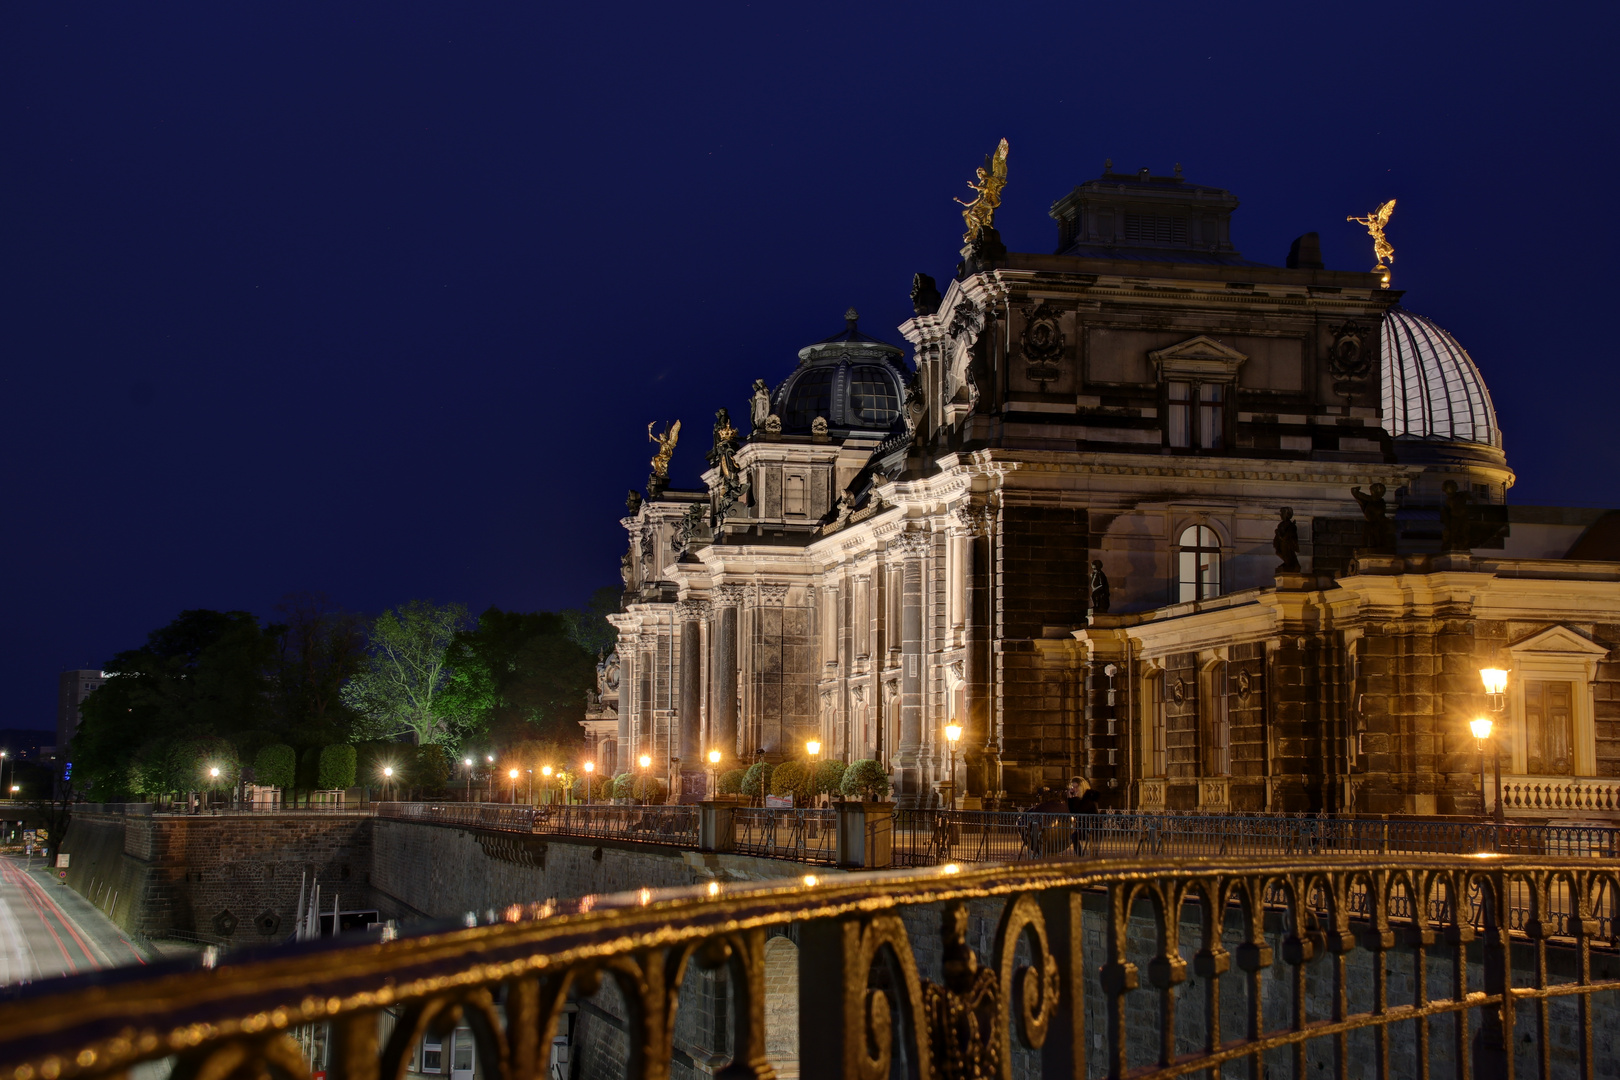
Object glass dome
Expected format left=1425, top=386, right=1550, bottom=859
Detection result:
left=1380, top=307, right=1500, bottom=449
left=771, top=309, right=911, bottom=438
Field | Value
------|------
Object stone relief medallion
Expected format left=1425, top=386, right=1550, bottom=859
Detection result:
left=1236, top=669, right=1252, bottom=700
left=1020, top=301, right=1065, bottom=387
left=1172, top=677, right=1187, bottom=704
left=1329, top=322, right=1372, bottom=381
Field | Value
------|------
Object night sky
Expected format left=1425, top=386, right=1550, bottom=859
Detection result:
left=4, top=4, right=1617, bottom=727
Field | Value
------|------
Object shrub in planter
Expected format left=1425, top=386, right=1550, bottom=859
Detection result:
left=840, top=758, right=891, bottom=801
left=633, top=775, right=668, bottom=804
left=612, top=772, right=634, bottom=799
left=717, top=768, right=746, bottom=795
left=815, top=759, right=847, bottom=797
left=740, top=761, right=774, bottom=797
left=769, top=761, right=810, bottom=804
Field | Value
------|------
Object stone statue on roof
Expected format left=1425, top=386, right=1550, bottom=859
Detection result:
left=750, top=379, right=772, bottom=430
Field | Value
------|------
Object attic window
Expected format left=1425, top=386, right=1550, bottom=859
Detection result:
left=1124, top=214, right=1187, bottom=244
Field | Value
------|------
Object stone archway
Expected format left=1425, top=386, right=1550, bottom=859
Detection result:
left=762, top=933, right=798, bottom=1078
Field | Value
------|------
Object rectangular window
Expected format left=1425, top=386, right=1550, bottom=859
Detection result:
left=421, top=1038, right=443, bottom=1075
left=1205, top=662, right=1230, bottom=775
left=1167, top=381, right=1191, bottom=448
left=1198, top=383, right=1224, bottom=449
left=1525, top=680, right=1574, bottom=776
left=450, top=1031, right=474, bottom=1078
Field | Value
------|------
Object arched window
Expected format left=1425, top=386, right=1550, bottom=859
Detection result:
left=1178, top=525, right=1221, bottom=602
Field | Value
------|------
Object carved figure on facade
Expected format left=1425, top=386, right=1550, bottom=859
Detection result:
left=1328, top=323, right=1372, bottom=382
left=625, top=489, right=642, bottom=516
left=811, top=415, right=829, bottom=437
left=903, top=372, right=926, bottom=436
left=749, top=379, right=772, bottom=430
left=951, top=502, right=989, bottom=536
left=763, top=414, right=782, bottom=435
left=910, top=272, right=943, bottom=317
left=619, top=551, right=632, bottom=585
left=1351, top=483, right=1396, bottom=552
left=1088, top=560, right=1111, bottom=615
left=1019, top=301, right=1065, bottom=388
left=1348, top=198, right=1396, bottom=285
left=597, top=649, right=621, bottom=695
left=1440, top=479, right=1472, bottom=552
left=639, top=528, right=656, bottom=579
left=1273, top=506, right=1301, bottom=572
left=672, top=502, right=707, bottom=556
left=954, top=138, right=1009, bottom=242
left=708, top=407, right=746, bottom=521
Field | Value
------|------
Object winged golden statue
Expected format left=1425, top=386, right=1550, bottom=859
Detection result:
left=1348, top=199, right=1396, bottom=276
left=955, top=138, right=1009, bottom=242
left=648, top=419, right=681, bottom=479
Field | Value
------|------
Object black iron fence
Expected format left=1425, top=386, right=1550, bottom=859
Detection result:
left=730, top=807, right=837, bottom=864
left=375, top=802, right=701, bottom=848
left=3, top=855, right=1616, bottom=1080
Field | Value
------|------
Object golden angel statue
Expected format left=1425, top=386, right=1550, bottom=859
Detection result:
left=648, top=419, right=681, bottom=479
left=1347, top=198, right=1396, bottom=271
left=955, top=138, right=1009, bottom=242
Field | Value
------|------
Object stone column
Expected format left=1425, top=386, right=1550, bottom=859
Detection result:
left=711, top=587, right=742, bottom=767
left=955, top=503, right=995, bottom=805
left=894, top=532, right=927, bottom=805
left=677, top=601, right=705, bottom=799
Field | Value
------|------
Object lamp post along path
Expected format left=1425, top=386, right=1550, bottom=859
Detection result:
left=944, top=723, right=963, bottom=811
left=1481, top=667, right=1509, bottom=824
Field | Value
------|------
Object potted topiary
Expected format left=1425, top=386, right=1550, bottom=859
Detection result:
left=840, top=759, right=892, bottom=802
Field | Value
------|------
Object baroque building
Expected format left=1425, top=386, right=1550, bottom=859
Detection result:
left=595, top=161, right=1620, bottom=816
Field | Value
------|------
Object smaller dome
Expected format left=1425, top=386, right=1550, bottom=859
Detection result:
left=1380, top=307, right=1500, bottom=449
left=772, top=310, right=911, bottom=437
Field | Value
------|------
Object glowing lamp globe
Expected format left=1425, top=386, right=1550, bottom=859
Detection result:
left=583, top=761, right=595, bottom=774
left=806, top=740, right=820, bottom=756
left=1470, top=717, right=1494, bottom=741
left=508, top=768, right=519, bottom=780
left=945, top=723, right=963, bottom=743
left=638, top=755, right=652, bottom=769
left=1480, top=668, right=1509, bottom=696
left=708, top=750, right=721, bottom=765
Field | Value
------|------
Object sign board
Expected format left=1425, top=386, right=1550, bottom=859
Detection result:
left=57, top=870, right=67, bottom=881
left=35, top=829, right=46, bottom=841
left=764, top=794, right=794, bottom=809
left=55, top=853, right=70, bottom=869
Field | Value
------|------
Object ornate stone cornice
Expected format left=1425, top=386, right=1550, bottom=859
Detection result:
left=713, top=584, right=747, bottom=605
left=755, top=583, right=789, bottom=604
left=677, top=599, right=710, bottom=621
left=889, top=530, right=931, bottom=558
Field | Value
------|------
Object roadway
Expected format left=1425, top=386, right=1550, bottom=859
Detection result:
left=0, top=855, right=150, bottom=986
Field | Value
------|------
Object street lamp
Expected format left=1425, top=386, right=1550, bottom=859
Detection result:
left=944, top=723, right=963, bottom=811
left=1479, top=666, right=1508, bottom=824
left=805, top=740, right=820, bottom=805
left=583, top=760, right=596, bottom=804
left=382, top=766, right=394, bottom=802
left=541, top=765, right=553, bottom=805
left=638, top=754, right=652, bottom=804
left=1470, top=717, right=1494, bottom=823
left=508, top=768, right=519, bottom=804
left=464, top=758, right=474, bottom=802
left=707, top=749, right=721, bottom=797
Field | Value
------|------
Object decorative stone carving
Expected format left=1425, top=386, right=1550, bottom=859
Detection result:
left=1351, top=483, right=1396, bottom=552
left=714, top=584, right=747, bottom=606
left=1088, top=560, right=1110, bottom=615
left=903, top=372, right=925, bottom=435
left=671, top=503, right=706, bottom=556
left=757, top=584, right=789, bottom=604
left=891, top=531, right=931, bottom=558
left=619, top=551, right=632, bottom=585
left=763, top=413, right=782, bottom=435
left=677, top=599, right=709, bottom=622
left=750, top=379, right=772, bottom=429
left=951, top=502, right=990, bottom=536
left=1328, top=322, right=1372, bottom=381
left=811, top=415, right=829, bottom=437
left=1020, top=301, right=1065, bottom=388
left=1236, top=668, right=1252, bottom=700
left=597, top=650, right=621, bottom=694
left=945, top=659, right=965, bottom=690
left=947, top=298, right=984, bottom=343
left=625, top=489, right=642, bottom=515
left=910, top=272, right=942, bottom=317
left=1273, top=507, right=1301, bottom=572
left=851, top=684, right=867, bottom=706
left=1171, top=677, right=1187, bottom=705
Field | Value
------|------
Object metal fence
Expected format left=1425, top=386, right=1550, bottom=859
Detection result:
left=731, top=808, right=837, bottom=864
left=893, top=809, right=1620, bottom=866
left=375, top=802, right=701, bottom=848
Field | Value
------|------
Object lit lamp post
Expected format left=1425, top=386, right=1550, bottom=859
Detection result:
left=508, top=768, right=519, bottom=804
left=207, top=766, right=220, bottom=812
left=382, top=766, right=394, bottom=802
left=463, top=758, right=473, bottom=801
left=541, top=765, right=553, bottom=805
left=1470, top=717, right=1494, bottom=824
left=805, top=740, right=820, bottom=806
left=638, top=754, right=652, bottom=804
left=707, top=749, right=721, bottom=797
left=944, top=723, right=963, bottom=811
left=1480, top=666, right=1509, bottom=824
left=583, top=760, right=596, bottom=804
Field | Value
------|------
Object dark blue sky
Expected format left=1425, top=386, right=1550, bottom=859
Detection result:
left=3, top=3, right=1616, bottom=726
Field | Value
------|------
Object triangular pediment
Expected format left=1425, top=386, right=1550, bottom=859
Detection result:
left=1507, top=624, right=1610, bottom=657
left=1149, top=335, right=1248, bottom=379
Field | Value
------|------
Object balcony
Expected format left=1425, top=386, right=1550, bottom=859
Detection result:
left=1500, top=775, right=1620, bottom=819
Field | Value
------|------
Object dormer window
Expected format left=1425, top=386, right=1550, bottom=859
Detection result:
left=1123, top=214, right=1187, bottom=245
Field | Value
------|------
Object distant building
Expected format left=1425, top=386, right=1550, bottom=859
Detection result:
left=57, top=669, right=105, bottom=750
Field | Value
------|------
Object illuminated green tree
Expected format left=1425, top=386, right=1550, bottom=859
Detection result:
left=342, top=600, right=470, bottom=745
left=434, top=608, right=594, bottom=748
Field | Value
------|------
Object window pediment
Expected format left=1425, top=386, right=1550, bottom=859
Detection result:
left=1506, top=625, right=1609, bottom=659
left=1149, top=335, right=1248, bottom=381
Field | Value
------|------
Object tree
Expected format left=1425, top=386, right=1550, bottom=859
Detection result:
left=841, top=759, right=891, bottom=801
left=73, top=610, right=274, bottom=800
left=342, top=601, right=470, bottom=745
left=559, top=586, right=621, bottom=658
left=435, top=608, right=594, bottom=748
left=741, top=762, right=773, bottom=797
left=770, top=761, right=811, bottom=804
left=318, top=745, right=357, bottom=790
left=268, top=593, right=366, bottom=747
left=254, top=744, right=297, bottom=790
left=815, top=759, right=847, bottom=798
left=718, top=768, right=746, bottom=795
left=416, top=745, right=452, bottom=790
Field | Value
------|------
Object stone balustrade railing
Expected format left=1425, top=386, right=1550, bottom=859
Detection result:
left=1500, top=775, right=1620, bottom=817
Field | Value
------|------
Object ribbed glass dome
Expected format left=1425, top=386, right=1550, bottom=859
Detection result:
left=1380, top=307, right=1500, bottom=449
left=772, top=309, right=910, bottom=438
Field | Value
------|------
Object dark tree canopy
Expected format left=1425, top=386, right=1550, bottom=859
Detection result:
left=435, top=607, right=594, bottom=749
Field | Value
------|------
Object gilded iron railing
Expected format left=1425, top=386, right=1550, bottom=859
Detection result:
left=730, top=808, right=837, bottom=864
left=2, top=855, right=1616, bottom=1080
left=375, top=802, right=701, bottom=847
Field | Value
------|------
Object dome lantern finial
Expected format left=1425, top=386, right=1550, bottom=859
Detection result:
left=845, top=307, right=858, bottom=332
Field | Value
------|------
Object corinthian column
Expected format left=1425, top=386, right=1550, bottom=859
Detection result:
left=893, top=531, right=929, bottom=806
left=677, top=601, right=706, bottom=787
left=711, top=585, right=744, bottom=767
